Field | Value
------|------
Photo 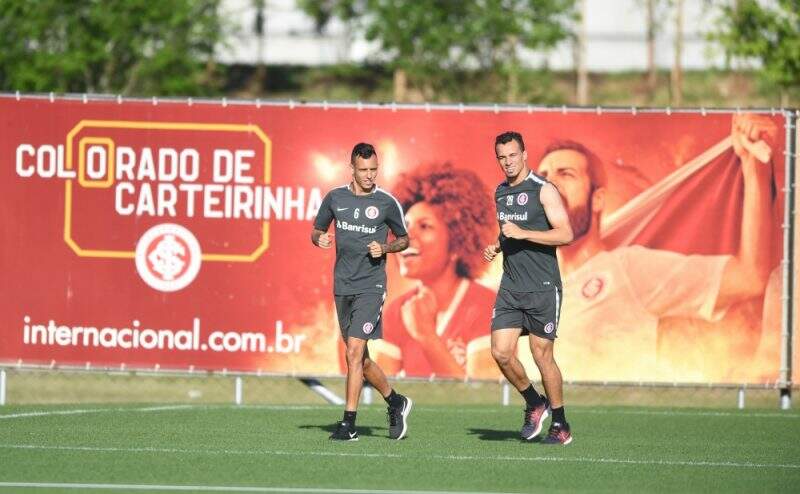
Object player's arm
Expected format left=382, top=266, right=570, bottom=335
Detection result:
left=715, top=114, right=775, bottom=307
left=383, top=235, right=409, bottom=254
left=369, top=197, right=410, bottom=257
left=501, top=183, right=574, bottom=246
left=368, top=235, right=408, bottom=258
left=312, top=228, right=333, bottom=248
left=483, top=239, right=501, bottom=262
left=311, top=192, right=334, bottom=248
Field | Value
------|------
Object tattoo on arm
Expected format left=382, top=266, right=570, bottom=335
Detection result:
left=382, top=235, right=409, bottom=254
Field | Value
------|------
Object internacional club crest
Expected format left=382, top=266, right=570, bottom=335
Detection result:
left=517, top=192, right=528, bottom=205
left=135, top=223, right=202, bottom=292
left=362, top=322, right=374, bottom=334
left=365, top=206, right=379, bottom=219
left=543, top=321, right=555, bottom=334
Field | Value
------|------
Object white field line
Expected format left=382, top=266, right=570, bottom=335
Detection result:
left=0, top=482, right=518, bottom=494
left=571, top=409, right=800, bottom=419
left=1, top=443, right=798, bottom=470
left=0, top=405, right=194, bottom=420
left=1, top=404, right=797, bottom=420
left=233, top=405, right=800, bottom=419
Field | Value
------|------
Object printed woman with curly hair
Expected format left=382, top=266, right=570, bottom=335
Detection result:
left=373, top=163, right=499, bottom=379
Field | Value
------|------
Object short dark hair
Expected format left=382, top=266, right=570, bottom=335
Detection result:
left=351, top=142, right=377, bottom=164
left=540, top=140, right=607, bottom=189
left=495, top=131, right=525, bottom=151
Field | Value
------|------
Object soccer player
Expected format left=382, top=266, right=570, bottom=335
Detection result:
left=312, top=142, right=412, bottom=441
left=484, top=131, right=575, bottom=445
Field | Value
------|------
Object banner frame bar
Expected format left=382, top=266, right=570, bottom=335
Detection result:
left=0, top=91, right=794, bottom=116
left=780, top=110, right=797, bottom=409
left=0, top=363, right=794, bottom=390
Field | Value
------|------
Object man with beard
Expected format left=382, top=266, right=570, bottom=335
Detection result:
left=484, top=131, right=575, bottom=445
left=535, top=114, right=776, bottom=381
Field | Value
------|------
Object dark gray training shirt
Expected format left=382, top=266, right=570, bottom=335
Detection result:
left=495, top=171, right=562, bottom=292
left=314, top=184, right=408, bottom=295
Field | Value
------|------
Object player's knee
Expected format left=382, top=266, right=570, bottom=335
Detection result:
left=345, top=346, right=365, bottom=366
left=491, top=347, right=514, bottom=367
left=530, top=344, right=553, bottom=366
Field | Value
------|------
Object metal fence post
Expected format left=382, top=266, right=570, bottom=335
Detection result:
left=737, top=387, right=745, bottom=410
left=0, top=369, right=6, bottom=406
left=234, top=376, right=243, bottom=406
left=502, top=381, right=510, bottom=406
left=780, top=110, right=797, bottom=410
left=362, top=383, right=373, bottom=405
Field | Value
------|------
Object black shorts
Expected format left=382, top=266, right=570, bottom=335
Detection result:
left=490, top=287, right=562, bottom=340
left=335, top=292, right=386, bottom=340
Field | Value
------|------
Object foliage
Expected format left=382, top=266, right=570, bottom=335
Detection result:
left=710, top=0, right=800, bottom=93
left=0, top=0, right=226, bottom=96
left=297, top=0, right=576, bottom=98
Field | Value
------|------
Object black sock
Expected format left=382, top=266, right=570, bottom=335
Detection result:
left=551, top=406, right=566, bottom=425
left=384, top=389, right=403, bottom=408
left=343, top=410, right=357, bottom=426
left=520, top=384, right=544, bottom=407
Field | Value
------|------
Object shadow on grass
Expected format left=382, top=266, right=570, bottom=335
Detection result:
left=299, top=423, right=383, bottom=438
left=467, top=428, right=534, bottom=442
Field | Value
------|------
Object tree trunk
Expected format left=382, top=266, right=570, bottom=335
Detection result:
left=393, top=68, right=407, bottom=102
left=506, top=36, right=519, bottom=104
left=670, top=0, right=683, bottom=107
left=646, top=0, right=657, bottom=95
left=249, top=0, right=267, bottom=95
left=575, top=0, right=589, bottom=105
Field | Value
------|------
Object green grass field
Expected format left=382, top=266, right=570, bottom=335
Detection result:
left=1, top=403, right=798, bottom=493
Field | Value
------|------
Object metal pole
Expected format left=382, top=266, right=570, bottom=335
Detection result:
left=737, top=388, right=745, bottom=410
left=502, top=382, right=510, bottom=406
left=234, top=376, right=243, bottom=406
left=362, top=383, right=373, bottom=405
left=0, top=369, right=6, bottom=406
left=780, top=110, right=797, bottom=410
left=298, top=377, right=345, bottom=405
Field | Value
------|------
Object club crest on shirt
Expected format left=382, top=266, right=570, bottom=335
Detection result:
left=517, top=193, right=528, bottom=205
left=365, top=206, right=379, bottom=219
left=362, top=322, right=374, bottom=334
left=544, top=322, right=555, bottom=334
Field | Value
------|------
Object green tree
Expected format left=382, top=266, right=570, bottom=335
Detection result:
left=710, top=0, right=800, bottom=105
left=0, top=0, right=226, bottom=96
left=298, top=0, right=575, bottom=102
left=460, top=0, right=576, bottom=103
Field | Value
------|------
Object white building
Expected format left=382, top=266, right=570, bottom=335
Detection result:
left=217, top=0, right=731, bottom=71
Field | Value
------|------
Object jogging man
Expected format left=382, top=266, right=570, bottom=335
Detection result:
left=312, top=142, right=413, bottom=441
left=484, top=131, right=575, bottom=445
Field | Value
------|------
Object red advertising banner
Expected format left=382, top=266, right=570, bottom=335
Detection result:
left=0, top=95, right=788, bottom=383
